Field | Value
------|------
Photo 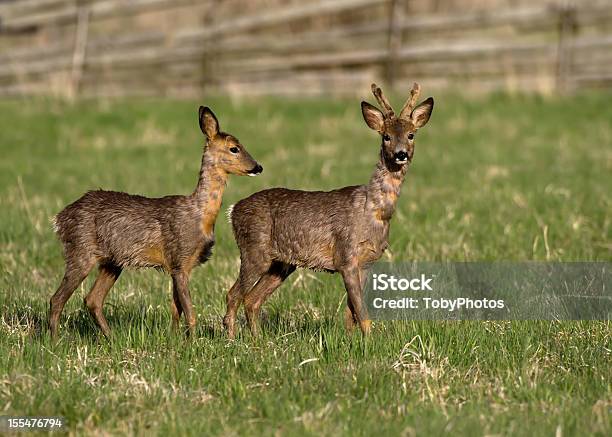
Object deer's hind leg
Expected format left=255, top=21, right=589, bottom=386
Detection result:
left=223, top=279, right=242, bottom=339
left=243, top=262, right=295, bottom=337
left=84, top=263, right=122, bottom=337
left=49, top=252, right=97, bottom=339
left=223, top=253, right=272, bottom=339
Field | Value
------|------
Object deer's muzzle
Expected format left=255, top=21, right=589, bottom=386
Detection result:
left=247, top=164, right=263, bottom=176
left=394, top=151, right=409, bottom=164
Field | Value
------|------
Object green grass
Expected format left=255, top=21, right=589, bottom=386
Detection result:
left=0, top=92, right=610, bottom=435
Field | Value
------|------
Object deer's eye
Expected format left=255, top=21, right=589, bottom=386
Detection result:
left=383, top=134, right=391, bottom=142
left=229, top=146, right=239, bottom=154
left=407, top=133, right=414, bottom=140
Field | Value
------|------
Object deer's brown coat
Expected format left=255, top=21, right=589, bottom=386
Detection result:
left=49, top=106, right=262, bottom=338
left=224, top=84, right=434, bottom=338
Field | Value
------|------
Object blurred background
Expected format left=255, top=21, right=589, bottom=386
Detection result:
left=1, top=0, right=612, bottom=98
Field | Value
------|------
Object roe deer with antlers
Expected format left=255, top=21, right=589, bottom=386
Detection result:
left=223, top=83, right=434, bottom=338
left=49, top=106, right=262, bottom=338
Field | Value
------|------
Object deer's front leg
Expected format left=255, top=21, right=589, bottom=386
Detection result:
left=340, top=266, right=371, bottom=335
left=344, top=268, right=369, bottom=332
left=172, top=272, right=196, bottom=337
left=170, top=286, right=183, bottom=331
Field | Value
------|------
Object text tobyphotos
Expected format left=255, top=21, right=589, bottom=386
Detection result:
left=372, top=296, right=505, bottom=311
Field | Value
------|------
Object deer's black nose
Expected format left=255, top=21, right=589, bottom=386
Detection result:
left=394, top=151, right=408, bottom=162
left=248, top=164, right=263, bottom=175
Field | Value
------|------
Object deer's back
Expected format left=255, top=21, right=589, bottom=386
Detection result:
left=232, top=186, right=367, bottom=271
left=55, top=190, right=205, bottom=269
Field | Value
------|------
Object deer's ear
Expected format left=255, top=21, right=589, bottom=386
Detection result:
left=411, top=97, right=434, bottom=129
left=199, top=106, right=219, bottom=139
left=361, top=101, right=385, bottom=133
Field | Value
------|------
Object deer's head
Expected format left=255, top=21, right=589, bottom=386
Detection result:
left=199, top=106, right=263, bottom=176
left=361, top=83, right=433, bottom=170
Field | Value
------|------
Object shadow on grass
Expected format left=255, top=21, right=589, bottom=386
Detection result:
left=1, top=303, right=202, bottom=341
left=229, top=309, right=345, bottom=341
left=2, top=302, right=342, bottom=343
left=59, top=304, right=223, bottom=340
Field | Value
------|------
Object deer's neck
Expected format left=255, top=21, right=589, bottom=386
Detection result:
left=193, top=146, right=228, bottom=237
left=366, top=151, right=408, bottom=222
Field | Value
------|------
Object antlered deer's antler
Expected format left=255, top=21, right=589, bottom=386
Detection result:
left=399, top=82, right=421, bottom=120
left=371, top=83, right=394, bottom=118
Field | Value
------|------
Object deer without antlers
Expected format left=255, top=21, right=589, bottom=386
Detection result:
left=49, top=106, right=262, bottom=338
left=224, top=83, right=434, bottom=338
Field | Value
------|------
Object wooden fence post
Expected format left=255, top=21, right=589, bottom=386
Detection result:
left=70, top=4, right=90, bottom=99
left=555, top=3, right=577, bottom=94
left=385, top=0, right=405, bottom=89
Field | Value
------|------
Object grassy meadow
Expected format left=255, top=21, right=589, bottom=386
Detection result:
left=0, top=92, right=610, bottom=435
